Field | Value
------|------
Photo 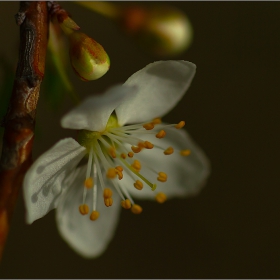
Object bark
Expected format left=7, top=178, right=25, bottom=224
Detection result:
left=0, top=2, right=48, bottom=261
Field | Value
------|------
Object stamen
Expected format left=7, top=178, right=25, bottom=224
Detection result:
left=116, top=166, right=123, bottom=172
left=131, top=204, right=143, bottom=214
left=84, top=177, right=93, bottom=189
left=119, top=157, right=157, bottom=191
left=156, top=130, right=166, bottom=138
left=115, top=169, right=123, bottom=180
left=128, top=152, right=134, bottom=158
left=134, top=180, right=143, bottom=190
left=131, top=146, right=142, bottom=153
left=131, top=160, right=141, bottom=172
left=103, top=188, right=113, bottom=198
left=93, top=152, right=106, bottom=190
left=121, top=199, right=131, bottom=209
left=143, top=123, right=154, bottom=130
left=180, top=149, right=191, bottom=156
left=107, top=168, right=117, bottom=179
left=92, top=163, right=97, bottom=211
left=175, top=121, right=185, bottom=129
left=121, top=153, right=127, bottom=159
left=144, top=141, right=154, bottom=149
left=79, top=204, right=89, bottom=215
left=157, top=172, right=167, bottom=182
left=138, top=142, right=146, bottom=149
left=152, top=118, right=162, bottom=124
left=90, top=211, right=99, bottom=221
left=155, top=192, right=167, bottom=203
left=104, top=198, right=113, bottom=207
left=164, top=147, right=174, bottom=155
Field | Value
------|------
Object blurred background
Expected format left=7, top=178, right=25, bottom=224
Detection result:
left=0, top=1, right=280, bottom=278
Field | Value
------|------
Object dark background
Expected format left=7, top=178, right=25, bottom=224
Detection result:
left=0, top=1, right=280, bottom=278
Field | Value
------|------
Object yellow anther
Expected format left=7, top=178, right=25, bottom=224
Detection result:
left=144, top=141, right=154, bottom=149
left=116, top=169, right=123, bottom=180
left=79, top=204, right=89, bottom=215
left=131, top=204, right=143, bottom=214
left=131, top=160, right=141, bottom=172
left=128, top=152, right=134, bottom=158
left=104, top=197, right=113, bottom=207
left=164, top=147, right=174, bottom=155
left=121, top=153, right=127, bottom=159
left=115, top=166, right=123, bottom=172
left=143, top=123, right=155, bottom=130
left=84, top=177, right=93, bottom=189
left=103, top=188, right=113, bottom=198
left=175, top=121, right=185, bottom=129
left=152, top=118, right=162, bottom=124
left=106, top=168, right=117, bottom=179
left=157, top=172, right=167, bottom=182
left=90, top=211, right=100, bottom=221
left=108, top=147, right=116, bottom=158
left=155, top=192, right=167, bottom=203
left=156, top=130, right=166, bottom=138
left=131, top=146, right=142, bottom=153
left=121, top=199, right=131, bottom=209
left=180, top=149, right=191, bottom=156
left=134, top=180, right=143, bottom=190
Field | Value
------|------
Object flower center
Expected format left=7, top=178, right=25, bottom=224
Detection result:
left=77, top=114, right=190, bottom=221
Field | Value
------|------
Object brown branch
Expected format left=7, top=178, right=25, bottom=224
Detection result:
left=0, top=1, right=48, bottom=261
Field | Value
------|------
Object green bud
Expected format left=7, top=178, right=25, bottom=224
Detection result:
left=120, top=4, right=193, bottom=56
left=68, top=31, right=110, bottom=81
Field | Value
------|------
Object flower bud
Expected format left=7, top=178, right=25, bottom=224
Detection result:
left=119, top=4, right=193, bottom=56
left=67, top=31, right=110, bottom=81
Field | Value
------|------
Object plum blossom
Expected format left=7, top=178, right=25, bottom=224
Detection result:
left=23, top=60, right=210, bottom=258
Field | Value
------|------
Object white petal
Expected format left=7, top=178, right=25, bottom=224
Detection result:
left=61, top=85, right=137, bottom=131
left=122, top=126, right=210, bottom=200
left=23, top=138, right=86, bottom=224
left=115, top=61, right=196, bottom=126
left=56, top=165, right=121, bottom=258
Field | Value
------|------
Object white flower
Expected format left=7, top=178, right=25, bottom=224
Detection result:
left=23, top=60, right=210, bottom=258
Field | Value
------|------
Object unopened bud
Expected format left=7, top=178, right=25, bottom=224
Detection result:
left=119, top=4, right=193, bottom=56
left=68, top=31, right=110, bottom=81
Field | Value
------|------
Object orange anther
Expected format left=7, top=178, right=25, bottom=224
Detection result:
left=131, top=146, right=142, bottom=153
left=116, top=170, right=123, bottom=180
left=156, top=130, right=166, bottom=138
left=131, top=204, right=143, bottom=214
left=138, top=142, right=146, bottom=149
left=115, top=166, right=123, bottom=172
left=152, top=118, right=162, bottom=124
left=131, top=160, right=141, bottom=171
left=106, top=168, right=116, bottom=179
left=121, top=153, right=127, bottom=159
left=155, top=192, right=167, bottom=203
left=79, top=204, right=89, bottom=215
left=175, top=121, right=185, bottom=129
left=143, top=123, right=154, bottom=130
left=180, top=149, right=191, bottom=156
left=103, top=188, right=113, bottom=198
left=157, top=172, right=167, bottom=182
left=134, top=180, right=143, bottom=190
left=90, top=211, right=100, bottom=221
left=84, top=177, right=93, bottom=189
left=104, top=197, right=113, bottom=207
left=128, top=152, right=134, bottom=158
left=164, top=147, right=174, bottom=155
left=144, top=141, right=154, bottom=149
left=121, top=199, right=131, bottom=209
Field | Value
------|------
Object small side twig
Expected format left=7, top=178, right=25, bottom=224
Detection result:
left=0, top=1, right=49, bottom=261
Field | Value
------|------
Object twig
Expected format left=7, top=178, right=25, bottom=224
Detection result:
left=0, top=1, right=48, bottom=261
